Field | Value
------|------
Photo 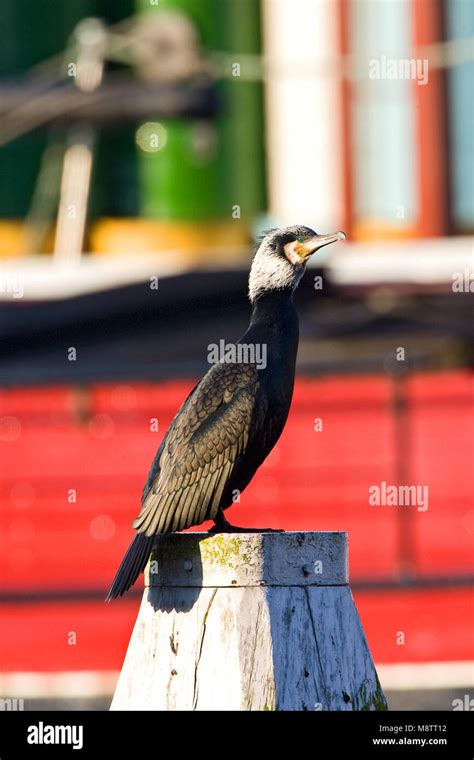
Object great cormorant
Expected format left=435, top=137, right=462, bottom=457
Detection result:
left=106, top=225, right=345, bottom=599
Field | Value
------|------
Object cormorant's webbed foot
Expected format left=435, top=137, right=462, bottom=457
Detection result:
left=209, top=512, right=283, bottom=534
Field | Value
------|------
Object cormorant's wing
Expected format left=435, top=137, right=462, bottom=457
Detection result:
left=139, top=379, right=200, bottom=503
left=132, top=361, right=262, bottom=535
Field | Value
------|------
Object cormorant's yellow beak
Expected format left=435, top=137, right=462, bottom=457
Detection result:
left=284, top=230, right=346, bottom=265
left=297, top=231, right=346, bottom=260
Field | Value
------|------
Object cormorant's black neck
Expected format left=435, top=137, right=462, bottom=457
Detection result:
left=240, top=288, right=299, bottom=374
left=249, top=288, right=295, bottom=324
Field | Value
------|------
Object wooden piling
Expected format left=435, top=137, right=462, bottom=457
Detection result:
left=111, top=531, right=387, bottom=711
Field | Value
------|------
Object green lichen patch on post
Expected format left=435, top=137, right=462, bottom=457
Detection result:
left=370, top=676, right=389, bottom=711
left=356, top=677, right=388, bottom=711
left=200, top=535, right=251, bottom=569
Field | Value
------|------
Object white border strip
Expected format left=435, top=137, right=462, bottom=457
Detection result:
left=0, top=662, right=473, bottom=699
left=0, top=237, right=472, bottom=301
left=0, top=671, right=119, bottom=699
left=325, top=236, right=474, bottom=286
left=378, top=661, right=474, bottom=691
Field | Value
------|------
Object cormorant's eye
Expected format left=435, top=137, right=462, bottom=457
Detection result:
left=297, top=236, right=305, bottom=243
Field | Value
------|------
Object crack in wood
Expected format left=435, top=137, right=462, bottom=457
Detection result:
left=192, top=588, right=218, bottom=710
left=304, top=586, right=329, bottom=708
left=245, top=602, right=263, bottom=710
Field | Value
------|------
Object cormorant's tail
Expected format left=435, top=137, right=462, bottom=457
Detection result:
left=106, top=534, right=155, bottom=601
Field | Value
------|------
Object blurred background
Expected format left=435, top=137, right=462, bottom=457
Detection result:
left=0, top=0, right=472, bottom=711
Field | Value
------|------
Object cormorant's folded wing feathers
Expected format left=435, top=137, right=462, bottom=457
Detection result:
left=132, top=362, right=261, bottom=535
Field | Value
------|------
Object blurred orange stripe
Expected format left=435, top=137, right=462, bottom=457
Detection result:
left=412, top=0, right=449, bottom=237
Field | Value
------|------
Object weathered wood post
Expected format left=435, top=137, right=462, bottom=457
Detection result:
left=111, top=532, right=387, bottom=710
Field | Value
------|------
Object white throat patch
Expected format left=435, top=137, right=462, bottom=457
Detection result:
left=248, top=246, right=303, bottom=303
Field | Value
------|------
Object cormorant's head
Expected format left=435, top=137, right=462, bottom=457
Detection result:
left=249, top=225, right=346, bottom=303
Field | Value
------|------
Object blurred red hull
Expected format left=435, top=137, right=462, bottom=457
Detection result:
left=0, top=370, right=472, bottom=671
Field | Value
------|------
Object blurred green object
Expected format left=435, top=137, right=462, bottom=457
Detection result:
left=0, top=0, right=96, bottom=218
left=0, top=0, right=139, bottom=222
left=0, top=0, right=266, bottom=233
left=136, top=0, right=266, bottom=224
left=220, top=0, right=266, bottom=219
left=0, top=0, right=94, bottom=76
left=92, top=0, right=139, bottom=219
